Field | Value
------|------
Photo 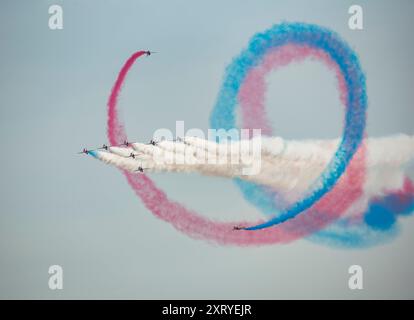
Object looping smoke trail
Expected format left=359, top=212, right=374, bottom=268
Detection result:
left=91, top=22, right=413, bottom=247
left=102, top=46, right=356, bottom=245
left=209, top=23, right=367, bottom=230
left=103, top=50, right=296, bottom=246
left=234, top=42, right=414, bottom=246
left=237, top=43, right=353, bottom=219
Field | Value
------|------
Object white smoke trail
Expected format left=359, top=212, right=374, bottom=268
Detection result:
left=92, top=134, right=414, bottom=203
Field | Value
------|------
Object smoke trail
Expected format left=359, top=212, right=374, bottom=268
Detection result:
left=234, top=43, right=357, bottom=222
left=90, top=134, right=414, bottom=248
left=98, top=44, right=364, bottom=245
left=309, top=178, right=414, bottom=248
left=107, top=51, right=146, bottom=146
left=89, top=23, right=413, bottom=246
left=238, top=44, right=347, bottom=136
left=233, top=39, right=414, bottom=245
left=210, top=23, right=367, bottom=230
left=90, top=136, right=412, bottom=201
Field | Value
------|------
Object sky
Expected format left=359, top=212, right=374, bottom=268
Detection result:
left=0, top=0, right=413, bottom=299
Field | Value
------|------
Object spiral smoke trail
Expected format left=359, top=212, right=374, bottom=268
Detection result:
left=86, top=23, right=414, bottom=247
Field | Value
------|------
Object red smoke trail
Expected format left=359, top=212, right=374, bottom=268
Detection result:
left=239, top=44, right=347, bottom=133
left=107, top=51, right=146, bottom=146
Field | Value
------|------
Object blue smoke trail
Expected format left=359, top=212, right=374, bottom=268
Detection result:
left=210, top=22, right=367, bottom=230
left=88, top=150, right=99, bottom=158
left=310, top=189, right=414, bottom=247
left=236, top=172, right=413, bottom=248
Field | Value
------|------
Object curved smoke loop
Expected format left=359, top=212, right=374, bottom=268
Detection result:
left=89, top=22, right=414, bottom=247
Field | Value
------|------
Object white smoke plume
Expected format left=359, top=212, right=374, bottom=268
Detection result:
left=92, top=134, right=414, bottom=205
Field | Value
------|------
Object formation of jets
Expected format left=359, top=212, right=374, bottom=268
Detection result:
left=77, top=138, right=164, bottom=172
left=78, top=44, right=247, bottom=229
left=79, top=138, right=245, bottom=231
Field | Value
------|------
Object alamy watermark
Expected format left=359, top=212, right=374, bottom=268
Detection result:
left=149, top=121, right=262, bottom=176
left=348, top=5, right=363, bottom=30
left=348, top=265, right=363, bottom=290
left=48, top=265, right=63, bottom=290
left=48, top=5, right=63, bottom=30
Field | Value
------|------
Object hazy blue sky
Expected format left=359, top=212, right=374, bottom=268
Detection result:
left=0, top=0, right=413, bottom=299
